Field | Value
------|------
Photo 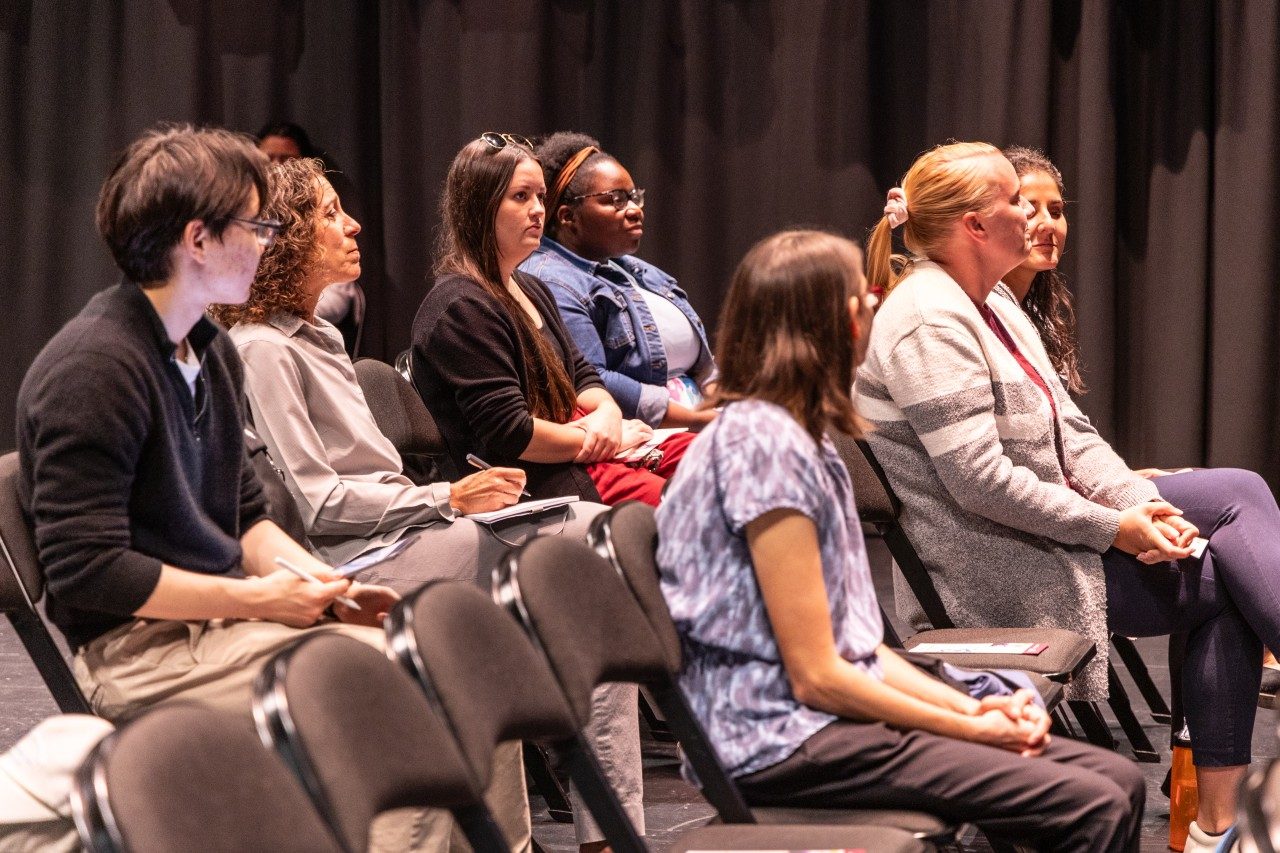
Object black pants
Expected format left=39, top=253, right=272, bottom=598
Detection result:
left=1104, top=467, right=1279, bottom=766
left=736, top=719, right=1145, bottom=853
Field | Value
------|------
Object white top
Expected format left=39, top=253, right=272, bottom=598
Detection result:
left=173, top=340, right=201, bottom=397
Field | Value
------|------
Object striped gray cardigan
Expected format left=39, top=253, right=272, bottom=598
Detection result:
left=855, top=261, right=1158, bottom=700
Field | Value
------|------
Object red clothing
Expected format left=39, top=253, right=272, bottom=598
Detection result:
left=587, top=431, right=694, bottom=506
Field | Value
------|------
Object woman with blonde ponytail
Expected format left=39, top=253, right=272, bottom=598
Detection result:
left=857, top=141, right=1280, bottom=849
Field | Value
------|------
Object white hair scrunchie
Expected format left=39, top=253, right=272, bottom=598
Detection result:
left=884, top=187, right=908, bottom=228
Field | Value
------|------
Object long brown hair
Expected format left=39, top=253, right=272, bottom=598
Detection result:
left=434, top=138, right=578, bottom=422
left=209, top=157, right=325, bottom=327
left=1003, top=146, right=1086, bottom=394
left=711, top=230, right=864, bottom=441
left=866, top=141, right=1004, bottom=297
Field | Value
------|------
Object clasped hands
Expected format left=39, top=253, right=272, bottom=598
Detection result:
left=970, top=688, right=1052, bottom=757
left=1113, top=500, right=1199, bottom=564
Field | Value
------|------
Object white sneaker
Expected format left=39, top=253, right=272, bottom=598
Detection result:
left=1185, top=821, right=1236, bottom=853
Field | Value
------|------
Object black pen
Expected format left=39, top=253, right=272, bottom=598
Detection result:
left=465, top=453, right=532, bottom=498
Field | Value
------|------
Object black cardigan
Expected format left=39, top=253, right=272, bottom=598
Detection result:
left=411, top=271, right=605, bottom=501
left=17, top=282, right=268, bottom=649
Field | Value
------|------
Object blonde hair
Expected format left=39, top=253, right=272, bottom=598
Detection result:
left=867, top=141, right=1004, bottom=296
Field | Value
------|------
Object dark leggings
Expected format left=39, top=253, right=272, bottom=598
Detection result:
left=1103, top=468, right=1280, bottom=766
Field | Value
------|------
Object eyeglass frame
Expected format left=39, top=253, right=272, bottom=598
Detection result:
left=565, top=187, right=646, bottom=211
left=226, top=216, right=283, bottom=248
left=480, top=131, right=534, bottom=151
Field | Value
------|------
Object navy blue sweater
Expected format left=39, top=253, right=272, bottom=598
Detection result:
left=17, top=282, right=267, bottom=649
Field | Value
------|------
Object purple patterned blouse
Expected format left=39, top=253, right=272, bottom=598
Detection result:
left=656, top=400, right=884, bottom=778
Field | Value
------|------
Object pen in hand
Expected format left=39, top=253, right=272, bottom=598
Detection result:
left=273, top=556, right=361, bottom=611
left=465, top=453, right=532, bottom=498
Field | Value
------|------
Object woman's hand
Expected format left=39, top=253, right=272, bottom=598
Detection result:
left=1113, top=501, right=1196, bottom=564
left=449, top=468, right=526, bottom=514
left=331, top=582, right=401, bottom=627
left=569, top=405, right=623, bottom=463
left=618, top=419, right=655, bottom=454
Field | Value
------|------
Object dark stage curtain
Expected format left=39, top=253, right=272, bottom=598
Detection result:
left=3, top=1, right=1277, bottom=486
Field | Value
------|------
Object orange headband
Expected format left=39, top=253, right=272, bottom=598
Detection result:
left=548, top=146, right=599, bottom=219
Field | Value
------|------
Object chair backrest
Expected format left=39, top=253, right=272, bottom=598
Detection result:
left=586, top=501, right=682, bottom=673
left=841, top=438, right=955, bottom=629
left=388, top=581, right=578, bottom=784
left=829, top=431, right=898, bottom=525
left=74, top=702, right=343, bottom=853
left=0, top=451, right=45, bottom=610
left=389, top=580, right=648, bottom=853
left=352, top=358, right=446, bottom=458
left=495, top=537, right=669, bottom=723
left=253, top=634, right=489, bottom=853
left=243, top=426, right=309, bottom=545
left=497, top=537, right=757, bottom=825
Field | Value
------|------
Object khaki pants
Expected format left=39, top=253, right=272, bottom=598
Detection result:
left=75, top=618, right=531, bottom=852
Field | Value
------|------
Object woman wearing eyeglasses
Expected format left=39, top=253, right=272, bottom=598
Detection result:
left=519, top=132, right=716, bottom=430
left=412, top=133, right=691, bottom=508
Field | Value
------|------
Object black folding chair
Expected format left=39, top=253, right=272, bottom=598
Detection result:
left=353, top=357, right=454, bottom=483
left=844, top=434, right=1160, bottom=762
left=389, top=579, right=925, bottom=853
left=0, top=450, right=91, bottom=714
left=253, top=633, right=507, bottom=853
left=72, top=702, right=343, bottom=853
left=495, top=536, right=954, bottom=844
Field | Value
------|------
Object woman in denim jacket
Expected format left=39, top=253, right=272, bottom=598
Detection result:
left=520, top=132, right=716, bottom=429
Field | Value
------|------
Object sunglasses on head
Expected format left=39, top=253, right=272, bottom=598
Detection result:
left=480, top=132, right=534, bottom=151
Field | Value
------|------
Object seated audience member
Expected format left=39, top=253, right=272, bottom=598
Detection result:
left=1002, top=144, right=1280, bottom=703
left=17, top=125, right=521, bottom=852
left=858, top=141, right=1280, bottom=850
left=257, top=121, right=364, bottom=354
left=520, top=132, right=715, bottom=428
left=211, top=156, right=608, bottom=595
left=411, top=133, right=692, bottom=507
left=411, top=137, right=662, bottom=846
left=657, top=229, right=1144, bottom=851
left=256, top=120, right=318, bottom=163
left=0, top=715, right=113, bottom=852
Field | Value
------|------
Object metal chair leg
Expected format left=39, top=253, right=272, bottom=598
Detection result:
left=1111, top=634, right=1172, bottom=724
left=524, top=743, right=574, bottom=823
left=7, top=610, right=91, bottom=713
left=1067, top=699, right=1116, bottom=751
left=1107, top=663, right=1160, bottom=762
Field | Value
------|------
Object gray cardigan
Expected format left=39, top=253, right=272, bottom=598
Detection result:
left=855, top=261, right=1158, bottom=699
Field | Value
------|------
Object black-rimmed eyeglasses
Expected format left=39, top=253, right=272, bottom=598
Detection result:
left=568, top=188, right=645, bottom=211
left=480, top=131, right=534, bottom=151
left=227, top=216, right=283, bottom=248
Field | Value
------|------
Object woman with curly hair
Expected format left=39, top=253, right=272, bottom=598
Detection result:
left=999, top=146, right=1086, bottom=394
left=210, top=158, right=606, bottom=595
left=518, top=132, right=716, bottom=429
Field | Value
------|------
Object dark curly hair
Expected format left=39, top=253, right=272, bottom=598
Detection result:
left=1003, top=146, right=1087, bottom=395
left=435, top=138, right=578, bottom=422
left=534, top=131, right=616, bottom=240
left=209, top=157, right=326, bottom=327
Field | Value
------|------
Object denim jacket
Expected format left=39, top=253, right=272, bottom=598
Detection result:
left=521, top=237, right=715, bottom=426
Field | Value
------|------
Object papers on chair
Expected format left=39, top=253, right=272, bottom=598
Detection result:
left=910, top=642, right=1048, bottom=655
left=614, top=427, right=688, bottom=462
left=466, top=495, right=577, bottom=524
